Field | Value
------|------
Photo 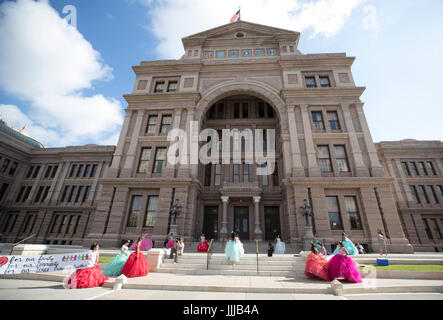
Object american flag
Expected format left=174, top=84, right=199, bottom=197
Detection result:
left=230, top=9, right=240, bottom=23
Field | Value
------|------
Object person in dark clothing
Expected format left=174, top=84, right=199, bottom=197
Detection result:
left=268, top=241, right=275, bottom=257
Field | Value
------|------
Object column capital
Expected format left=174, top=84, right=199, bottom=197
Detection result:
left=221, top=196, right=229, bottom=203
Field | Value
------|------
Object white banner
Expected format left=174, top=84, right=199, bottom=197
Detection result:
left=0, top=251, right=96, bottom=275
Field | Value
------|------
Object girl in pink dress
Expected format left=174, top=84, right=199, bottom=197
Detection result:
left=304, top=243, right=331, bottom=281
left=328, top=241, right=362, bottom=283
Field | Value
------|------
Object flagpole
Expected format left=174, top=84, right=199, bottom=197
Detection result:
left=239, top=6, right=241, bottom=21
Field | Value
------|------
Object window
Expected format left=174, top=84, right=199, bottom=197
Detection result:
left=214, top=164, right=221, bottom=186
left=51, top=166, right=58, bottom=178
left=289, top=46, right=295, bottom=53
left=401, top=162, right=411, bottom=176
left=76, top=164, right=84, bottom=178
left=258, top=102, right=265, bottom=118
left=160, top=115, right=172, bottom=134
left=69, top=164, right=77, bottom=178
left=51, top=215, right=60, bottom=233
left=8, top=162, right=18, bottom=176
left=73, top=216, right=81, bottom=234
left=154, top=82, right=165, bottom=93
left=22, top=186, right=32, bottom=202
left=267, top=104, right=274, bottom=118
left=233, top=103, right=240, bottom=118
left=282, top=46, right=288, bottom=53
left=153, top=148, right=167, bottom=173
left=66, top=216, right=75, bottom=234
left=2, top=215, right=14, bottom=233
left=242, top=49, right=251, bottom=57
left=345, top=196, right=362, bottom=229
left=15, top=186, right=25, bottom=202
left=217, top=104, right=224, bottom=119
left=427, top=186, right=438, bottom=204
left=22, top=215, right=34, bottom=234
left=319, top=76, right=331, bottom=88
left=145, top=196, right=159, bottom=227
left=0, top=159, right=10, bottom=173
left=418, top=162, right=427, bottom=176
left=90, top=164, right=98, bottom=178
left=305, top=77, right=316, bottom=88
left=41, top=186, right=50, bottom=202
left=204, top=164, right=212, bottom=186
left=61, top=186, right=69, bottom=202
left=187, top=50, right=192, bottom=57
left=327, top=111, right=341, bottom=130
left=418, top=185, right=429, bottom=203
left=334, top=145, right=349, bottom=172
left=410, top=186, right=420, bottom=204
left=26, top=166, right=34, bottom=178
left=0, top=183, right=9, bottom=201
left=203, top=51, right=214, bottom=59
left=208, top=105, right=216, bottom=119
left=267, top=48, right=277, bottom=56
left=75, top=186, right=84, bottom=203
left=127, top=195, right=142, bottom=227
left=426, top=161, right=437, bottom=175
left=194, top=50, right=199, bottom=57
left=312, top=112, right=325, bottom=130
left=242, top=103, right=249, bottom=118
left=167, top=81, right=178, bottom=92
left=82, top=186, right=91, bottom=202
left=59, top=215, right=68, bottom=233
left=34, top=186, right=44, bottom=203
left=216, top=51, right=225, bottom=58
left=146, top=115, right=158, bottom=134
left=229, top=50, right=239, bottom=57
left=430, top=219, right=442, bottom=239
left=423, top=219, right=433, bottom=239
left=255, top=49, right=264, bottom=56
left=67, top=186, right=77, bottom=202
left=317, top=146, right=332, bottom=172
left=409, top=162, right=419, bottom=175
left=44, top=166, right=52, bottom=178
left=436, top=186, right=443, bottom=203
left=272, top=163, right=279, bottom=186
left=233, top=164, right=240, bottom=183
left=137, top=148, right=151, bottom=173
left=243, top=164, right=249, bottom=183
left=326, top=196, right=342, bottom=230
left=32, top=166, right=40, bottom=178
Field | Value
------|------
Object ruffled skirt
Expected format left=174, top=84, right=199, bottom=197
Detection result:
left=64, top=264, right=108, bottom=289
left=304, top=253, right=330, bottom=281
left=328, top=254, right=362, bottom=283
left=225, top=241, right=244, bottom=262
left=274, top=241, right=286, bottom=254
left=121, top=252, right=150, bottom=278
left=102, top=252, right=130, bottom=276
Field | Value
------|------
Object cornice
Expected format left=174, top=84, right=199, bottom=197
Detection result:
left=133, top=63, right=202, bottom=75
left=124, top=92, right=202, bottom=104
left=283, top=176, right=394, bottom=186
left=200, top=61, right=280, bottom=73
left=279, top=56, right=355, bottom=69
left=281, top=87, right=366, bottom=99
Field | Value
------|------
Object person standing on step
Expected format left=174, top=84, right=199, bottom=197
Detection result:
left=177, top=238, right=185, bottom=256
left=225, top=231, right=243, bottom=267
left=268, top=241, right=275, bottom=257
left=378, top=229, right=388, bottom=257
left=236, top=233, right=245, bottom=255
left=274, top=235, right=286, bottom=254
left=122, top=237, right=150, bottom=278
left=102, top=240, right=131, bottom=276
left=197, top=233, right=209, bottom=252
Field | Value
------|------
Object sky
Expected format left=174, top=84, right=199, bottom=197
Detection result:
left=0, top=0, right=442, bottom=148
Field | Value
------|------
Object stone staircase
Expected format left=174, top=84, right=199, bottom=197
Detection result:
left=158, top=252, right=306, bottom=277
left=185, top=240, right=301, bottom=254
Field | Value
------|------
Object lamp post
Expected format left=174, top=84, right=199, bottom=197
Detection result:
left=300, top=199, right=314, bottom=251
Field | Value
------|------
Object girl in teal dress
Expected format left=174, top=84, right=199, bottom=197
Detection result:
left=225, top=232, right=244, bottom=266
left=103, top=240, right=131, bottom=276
left=333, top=232, right=359, bottom=256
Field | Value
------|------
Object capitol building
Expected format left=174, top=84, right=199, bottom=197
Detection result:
left=1, top=21, right=442, bottom=253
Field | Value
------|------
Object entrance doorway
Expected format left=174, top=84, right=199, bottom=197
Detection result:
left=234, top=206, right=249, bottom=240
left=264, top=206, right=281, bottom=240
left=202, top=206, right=218, bottom=241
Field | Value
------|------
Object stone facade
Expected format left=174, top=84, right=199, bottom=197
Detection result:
left=0, top=21, right=442, bottom=252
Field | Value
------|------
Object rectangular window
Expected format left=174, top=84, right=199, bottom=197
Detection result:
left=272, top=163, right=279, bottom=186
left=267, top=48, right=277, bottom=56
left=26, top=166, right=34, bottom=178
left=67, top=185, right=77, bottom=202
left=319, top=76, right=331, bottom=88
left=154, top=81, right=165, bottom=93
left=401, top=162, right=411, bottom=176
left=61, top=186, right=69, bottom=202
left=160, top=115, right=172, bottom=134
left=153, top=148, right=167, bottom=173
left=167, top=81, right=178, bottom=92
left=75, top=186, right=84, bottom=203
left=58, top=215, right=68, bottom=234
left=137, top=148, right=151, bottom=173
left=217, top=103, right=224, bottom=119
left=22, top=186, right=32, bottom=202
left=145, top=196, right=159, bottom=227
left=418, top=162, right=427, bottom=176
left=242, top=103, right=249, bottom=118
left=430, top=218, right=442, bottom=239
left=73, top=216, right=81, bottom=234
left=127, top=195, right=142, bottom=227
left=229, top=50, right=239, bottom=57
left=317, top=145, right=332, bottom=172
left=66, top=216, right=75, bottom=234
left=261, top=164, right=269, bottom=187
left=51, top=215, right=60, bottom=233
left=146, top=115, right=158, bottom=134
left=334, top=145, right=349, bottom=172
left=34, top=186, right=44, bottom=203
left=233, top=103, right=240, bottom=118
left=204, top=164, right=212, bottom=186
left=214, top=164, right=221, bottom=186
left=16, top=186, right=25, bottom=202
left=436, top=186, right=443, bottom=203
left=312, top=111, right=325, bottom=130
left=243, top=164, right=249, bottom=183
left=83, top=164, right=91, bottom=178
left=233, top=164, right=240, bottom=183
left=427, top=186, right=438, bottom=204
left=410, top=162, right=419, bottom=175
left=32, top=166, right=40, bottom=178
left=76, top=164, right=84, bottom=178
left=345, top=196, right=362, bottom=229
left=426, top=161, right=437, bottom=175
left=2, top=215, right=13, bottom=233
left=418, top=185, right=429, bottom=203
left=242, top=49, right=251, bottom=57
left=410, top=186, right=420, bottom=204
left=327, top=111, right=341, bottom=130
left=326, top=196, right=343, bottom=230
left=258, top=102, right=265, bottom=118
left=8, top=162, right=18, bottom=176
left=90, top=164, right=98, bottom=178
left=44, top=166, right=52, bottom=178
left=216, top=50, right=226, bottom=58
left=51, top=166, right=58, bottom=178
left=41, top=186, right=50, bottom=202
left=0, top=183, right=9, bottom=201
left=22, top=215, right=33, bottom=234
left=0, top=159, right=10, bottom=173
left=305, top=77, right=316, bottom=88
left=423, top=219, right=433, bottom=239
left=255, top=49, right=264, bottom=56
left=82, top=186, right=91, bottom=202
left=69, top=164, right=77, bottom=178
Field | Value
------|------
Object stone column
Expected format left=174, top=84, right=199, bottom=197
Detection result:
left=178, top=108, right=195, bottom=178
left=121, top=110, right=145, bottom=178
left=286, top=106, right=305, bottom=177
left=220, top=196, right=229, bottom=237
left=164, top=108, right=183, bottom=178
left=109, top=109, right=133, bottom=178
left=300, top=104, right=321, bottom=177
left=253, top=196, right=263, bottom=240
left=341, top=103, right=369, bottom=176
left=354, top=102, right=385, bottom=177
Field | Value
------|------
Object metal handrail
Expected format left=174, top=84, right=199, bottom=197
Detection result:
left=256, top=239, right=260, bottom=275
left=10, top=234, right=36, bottom=255
left=206, top=239, right=214, bottom=270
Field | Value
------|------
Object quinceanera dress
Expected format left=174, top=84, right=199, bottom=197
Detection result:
left=274, top=238, right=286, bottom=254
left=304, top=252, right=331, bottom=281
left=121, top=244, right=150, bottom=278
left=225, top=239, right=244, bottom=263
left=333, top=237, right=359, bottom=256
left=197, top=236, right=209, bottom=252
left=64, top=251, right=108, bottom=289
left=102, top=245, right=130, bottom=276
left=328, top=248, right=362, bottom=283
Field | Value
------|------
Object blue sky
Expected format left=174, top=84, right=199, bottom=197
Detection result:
left=0, top=0, right=442, bottom=147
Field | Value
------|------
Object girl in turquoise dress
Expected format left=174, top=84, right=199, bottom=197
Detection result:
left=225, top=232, right=244, bottom=266
left=333, top=232, right=359, bottom=256
left=103, top=240, right=131, bottom=276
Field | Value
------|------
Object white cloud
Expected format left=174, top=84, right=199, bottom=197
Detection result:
left=0, top=0, right=123, bottom=147
left=133, top=0, right=366, bottom=59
